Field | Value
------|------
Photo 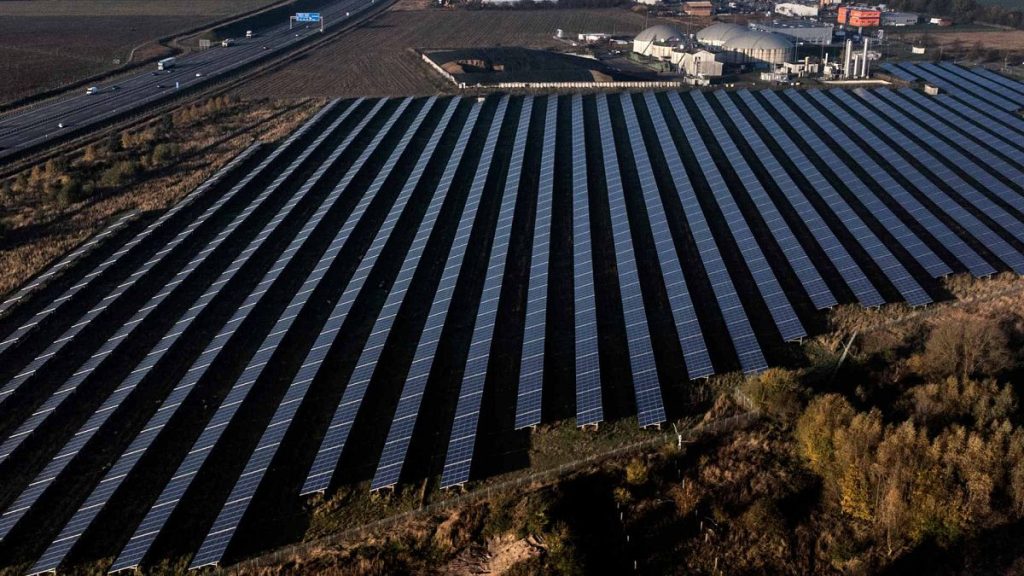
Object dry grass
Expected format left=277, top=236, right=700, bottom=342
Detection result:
left=235, top=5, right=666, bottom=98
left=0, top=0, right=281, bottom=103
left=0, top=98, right=323, bottom=299
left=902, top=28, right=1024, bottom=52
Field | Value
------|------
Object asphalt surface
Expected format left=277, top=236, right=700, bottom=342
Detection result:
left=0, top=0, right=376, bottom=161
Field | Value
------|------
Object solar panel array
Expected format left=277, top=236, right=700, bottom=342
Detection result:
left=3, top=81, right=1024, bottom=573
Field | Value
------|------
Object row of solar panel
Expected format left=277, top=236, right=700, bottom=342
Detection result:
left=2, top=82, right=1024, bottom=574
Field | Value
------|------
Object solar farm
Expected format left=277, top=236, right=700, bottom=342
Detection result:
left=2, top=64, right=1024, bottom=573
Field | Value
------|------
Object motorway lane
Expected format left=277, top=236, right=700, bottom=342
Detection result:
left=0, top=0, right=374, bottom=160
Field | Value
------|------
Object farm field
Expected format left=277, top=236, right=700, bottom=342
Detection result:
left=235, top=6, right=667, bottom=98
left=2, top=63, right=1024, bottom=573
left=0, top=0, right=283, bottom=105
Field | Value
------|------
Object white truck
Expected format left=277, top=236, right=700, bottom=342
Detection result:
left=246, top=30, right=254, bottom=38
left=157, top=57, right=176, bottom=71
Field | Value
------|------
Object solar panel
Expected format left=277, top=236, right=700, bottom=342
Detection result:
left=970, top=67, right=1024, bottom=98
left=879, top=63, right=918, bottom=82
left=592, top=93, right=667, bottom=428
left=727, top=91, right=884, bottom=307
left=891, top=64, right=1024, bottom=134
left=109, top=97, right=408, bottom=573
left=829, top=92, right=1024, bottom=275
left=671, top=92, right=806, bottom=342
left=22, top=99, right=369, bottom=575
left=0, top=102, right=363, bottom=472
left=814, top=90, right=995, bottom=278
left=917, top=62, right=1018, bottom=111
left=790, top=90, right=952, bottom=279
left=439, top=97, right=533, bottom=489
left=569, top=95, right=603, bottom=429
left=769, top=90, right=930, bottom=307
left=895, top=89, right=1024, bottom=166
left=936, top=62, right=1024, bottom=107
left=0, top=102, right=342, bottom=411
left=514, top=96, right=557, bottom=430
left=0, top=117, right=368, bottom=548
left=0, top=211, right=136, bottom=322
left=0, top=142, right=266, bottom=358
left=292, top=96, right=460, bottom=496
left=702, top=91, right=836, bottom=311
left=370, top=97, right=509, bottom=492
left=620, top=94, right=714, bottom=378
left=823, top=89, right=1024, bottom=240
left=191, top=98, right=459, bottom=569
left=647, top=92, right=768, bottom=371
left=868, top=89, right=1024, bottom=201
left=839, top=87, right=1024, bottom=211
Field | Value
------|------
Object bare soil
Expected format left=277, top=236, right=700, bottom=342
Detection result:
left=234, top=4, right=665, bottom=98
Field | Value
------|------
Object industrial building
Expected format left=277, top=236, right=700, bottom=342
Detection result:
left=696, top=22, right=793, bottom=66
left=774, top=2, right=818, bottom=17
left=672, top=47, right=724, bottom=77
left=683, top=1, right=714, bottom=16
left=837, top=5, right=882, bottom=27
left=881, top=11, right=919, bottom=26
left=632, top=24, right=686, bottom=57
left=750, top=19, right=834, bottom=45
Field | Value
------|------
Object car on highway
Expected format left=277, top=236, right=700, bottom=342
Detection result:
left=86, top=86, right=99, bottom=95
left=195, top=72, right=203, bottom=77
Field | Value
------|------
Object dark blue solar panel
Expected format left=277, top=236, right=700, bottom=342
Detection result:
left=0, top=103, right=359, bottom=470
left=648, top=92, right=768, bottom=371
left=891, top=63, right=1024, bottom=134
left=370, top=97, right=509, bottom=492
left=790, top=90, right=952, bottom=279
left=703, top=91, right=836, bottom=311
left=26, top=100, right=369, bottom=575
left=737, top=89, right=888, bottom=305
left=0, top=110, right=330, bottom=405
left=109, top=98, right=404, bottom=573
left=0, top=141, right=264, bottom=358
left=896, top=88, right=1024, bottom=166
left=620, top=94, right=713, bottom=379
left=918, top=62, right=1018, bottom=111
left=514, top=96, right=557, bottom=430
left=868, top=88, right=1024, bottom=185
left=970, top=67, right=1024, bottom=97
left=880, top=63, right=918, bottom=82
left=672, top=92, right=805, bottom=343
left=1, top=103, right=364, bottom=551
left=768, top=90, right=930, bottom=307
left=569, top=96, right=603, bottom=429
left=440, top=97, right=532, bottom=489
left=835, top=90, right=1024, bottom=274
left=191, top=98, right=457, bottom=569
left=808, top=90, right=1024, bottom=264
left=837, top=89, right=1024, bottom=221
left=296, top=96, right=455, bottom=496
left=936, top=62, right=1024, bottom=107
left=599, top=93, right=666, bottom=428
left=821, top=89, right=995, bottom=278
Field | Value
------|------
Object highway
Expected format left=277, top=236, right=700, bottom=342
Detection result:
left=0, top=0, right=376, bottom=161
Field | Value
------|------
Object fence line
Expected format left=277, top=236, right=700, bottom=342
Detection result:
left=225, top=409, right=759, bottom=573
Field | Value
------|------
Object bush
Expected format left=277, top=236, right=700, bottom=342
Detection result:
left=152, top=143, right=181, bottom=166
left=99, top=160, right=139, bottom=189
left=908, top=312, right=1012, bottom=381
left=742, top=368, right=804, bottom=420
